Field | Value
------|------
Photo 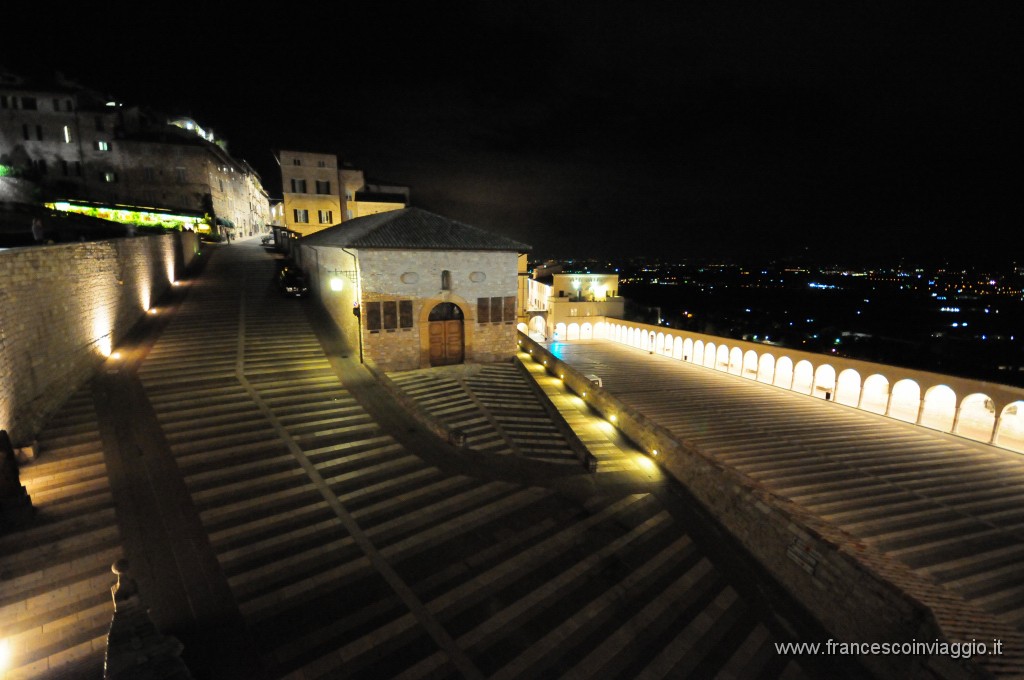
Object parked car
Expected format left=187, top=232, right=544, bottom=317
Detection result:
left=277, top=266, right=309, bottom=297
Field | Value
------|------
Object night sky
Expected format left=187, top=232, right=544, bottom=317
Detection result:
left=9, top=2, right=1022, bottom=263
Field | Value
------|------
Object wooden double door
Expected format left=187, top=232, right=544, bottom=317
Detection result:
left=428, top=303, right=464, bottom=366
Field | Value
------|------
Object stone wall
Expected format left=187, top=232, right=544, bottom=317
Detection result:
left=358, top=249, right=520, bottom=371
left=0, top=231, right=198, bottom=444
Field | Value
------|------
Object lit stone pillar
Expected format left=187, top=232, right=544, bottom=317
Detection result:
left=0, top=429, right=34, bottom=530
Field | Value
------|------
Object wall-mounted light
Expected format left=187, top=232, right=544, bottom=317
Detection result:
left=330, top=277, right=344, bottom=292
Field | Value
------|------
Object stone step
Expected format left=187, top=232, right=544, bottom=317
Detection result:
left=0, top=528, right=120, bottom=582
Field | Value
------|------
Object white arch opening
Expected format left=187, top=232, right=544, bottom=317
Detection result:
left=860, top=374, right=890, bottom=414
left=995, top=402, right=1024, bottom=453
left=920, top=384, right=957, bottom=432
left=834, top=369, right=861, bottom=407
left=955, top=393, right=996, bottom=443
left=774, top=356, right=794, bottom=389
left=888, top=379, right=921, bottom=423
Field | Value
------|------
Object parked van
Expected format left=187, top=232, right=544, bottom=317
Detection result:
left=584, top=373, right=603, bottom=388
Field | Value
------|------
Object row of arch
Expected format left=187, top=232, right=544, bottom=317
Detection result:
left=517, top=319, right=1024, bottom=454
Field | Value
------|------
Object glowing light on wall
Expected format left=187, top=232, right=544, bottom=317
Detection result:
left=0, top=638, right=10, bottom=673
left=92, top=310, right=113, bottom=357
left=330, top=277, right=344, bottom=291
left=165, top=252, right=177, bottom=285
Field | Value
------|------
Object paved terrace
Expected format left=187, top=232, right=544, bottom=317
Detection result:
left=0, top=239, right=863, bottom=679
left=542, top=338, right=1024, bottom=677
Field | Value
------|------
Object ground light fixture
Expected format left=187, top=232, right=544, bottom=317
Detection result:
left=610, top=414, right=617, bottom=423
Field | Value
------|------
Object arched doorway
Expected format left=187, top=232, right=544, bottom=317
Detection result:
left=428, top=302, right=464, bottom=366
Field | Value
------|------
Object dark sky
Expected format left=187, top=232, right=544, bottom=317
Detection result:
left=9, top=2, right=1022, bottom=264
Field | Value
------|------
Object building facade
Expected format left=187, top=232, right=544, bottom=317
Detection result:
left=521, top=268, right=625, bottom=341
left=299, top=208, right=529, bottom=371
left=278, top=152, right=409, bottom=239
left=0, top=69, right=271, bottom=239
left=277, top=150, right=343, bottom=237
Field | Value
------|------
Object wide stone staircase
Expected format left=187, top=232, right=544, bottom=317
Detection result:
left=0, top=387, right=121, bottom=679
left=0, top=242, right=840, bottom=679
left=386, top=363, right=582, bottom=467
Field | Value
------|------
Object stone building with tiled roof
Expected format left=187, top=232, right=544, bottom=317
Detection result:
left=298, top=208, right=530, bottom=371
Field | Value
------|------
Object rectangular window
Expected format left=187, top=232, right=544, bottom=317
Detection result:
left=315, top=179, right=331, bottom=194
left=53, top=98, right=60, bottom=111
left=365, top=302, right=382, bottom=331
left=504, top=296, right=516, bottom=323
left=21, top=96, right=37, bottom=110
left=317, top=160, right=326, bottom=167
left=218, top=179, right=225, bottom=192
left=399, top=300, right=413, bottom=328
left=95, top=117, right=104, bottom=132
left=73, top=161, right=82, bottom=176
left=103, top=171, right=117, bottom=182
left=143, top=166, right=156, bottom=181
left=37, top=159, right=47, bottom=174
left=290, top=178, right=307, bottom=193
left=382, top=301, right=398, bottom=330
left=318, top=209, right=333, bottom=224
left=491, top=297, right=503, bottom=323
left=293, top=209, right=309, bottom=223
left=61, top=159, right=69, bottom=176
left=35, top=125, right=43, bottom=141
left=95, top=140, right=110, bottom=151
left=66, top=99, right=74, bottom=112
left=175, top=167, right=186, bottom=183
left=292, top=158, right=301, bottom=165
left=63, top=125, right=72, bottom=143
left=0, top=95, right=8, bottom=109
left=477, top=297, right=489, bottom=324
left=22, top=124, right=29, bottom=140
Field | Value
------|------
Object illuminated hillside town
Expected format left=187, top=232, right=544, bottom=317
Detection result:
left=2, top=53, right=1024, bottom=680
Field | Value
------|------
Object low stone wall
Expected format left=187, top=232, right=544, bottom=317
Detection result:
left=517, top=333, right=996, bottom=680
left=0, top=231, right=199, bottom=444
